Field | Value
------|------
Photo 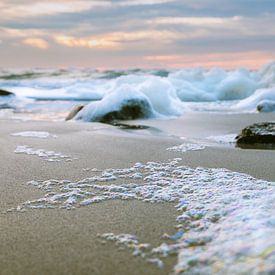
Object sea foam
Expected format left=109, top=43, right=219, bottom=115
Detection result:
left=10, top=156, right=275, bottom=274
left=11, top=131, right=57, bottom=138
left=167, top=143, right=205, bottom=152
left=14, top=145, right=73, bottom=162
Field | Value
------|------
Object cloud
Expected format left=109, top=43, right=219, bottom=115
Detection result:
left=0, top=1, right=109, bottom=20
left=147, top=16, right=241, bottom=26
left=0, top=27, right=47, bottom=38
left=54, top=30, right=179, bottom=49
left=144, top=51, right=275, bottom=69
left=145, top=55, right=179, bottom=61
left=110, top=30, right=178, bottom=42
left=117, top=0, right=176, bottom=6
left=55, top=35, right=118, bottom=48
left=0, top=0, right=275, bottom=68
left=22, top=38, right=49, bottom=49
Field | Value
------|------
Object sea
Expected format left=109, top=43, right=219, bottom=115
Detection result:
left=0, top=61, right=274, bottom=121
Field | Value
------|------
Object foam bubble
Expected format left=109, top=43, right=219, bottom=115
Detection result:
left=14, top=145, right=73, bottom=162
left=167, top=143, right=205, bottom=152
left=99, top=233, right=161, bottom=266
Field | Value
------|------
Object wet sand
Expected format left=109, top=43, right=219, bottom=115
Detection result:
left=0, top=113, right=275, bottom=275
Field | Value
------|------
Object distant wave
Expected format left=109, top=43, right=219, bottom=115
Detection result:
left=0, top=68, right=169, bottom=81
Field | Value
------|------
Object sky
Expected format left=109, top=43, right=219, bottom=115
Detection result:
left=0, top=0, right=274, bottom=69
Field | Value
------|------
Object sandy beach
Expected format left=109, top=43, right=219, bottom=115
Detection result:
left=1, top=0, right=275, bottom=273
left=0, top=113, right=274, bottom=275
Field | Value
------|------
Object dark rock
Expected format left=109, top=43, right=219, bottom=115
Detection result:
left=236, top=122, right=275, bottom=149
left=153, top=70, right=169, bottom=77
left=0, top=89, right=14, bottom=96
left=75, top=97, right=153, bottom=123
left=65, top=105, right=84, bottom=121
left=110, top=122, right=150, bottom=130
left=98, top=99, right=151, bottom=123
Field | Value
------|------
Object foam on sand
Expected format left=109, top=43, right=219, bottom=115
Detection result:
left=99, top=233, right=163, bottom=268
left=9, top=153, right=275, bottom=274
left=11, top=131, right=57, bottom=138
left=167, top=143, right=205, bottom=152
left=14, top=145, right=73, bottom=162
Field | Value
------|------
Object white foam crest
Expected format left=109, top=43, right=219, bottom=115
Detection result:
left=215, top=70, right=258, bottom=100
left=115, top=75, right=183, bottom=115
left=259, top=61, right=275, bottom=88
left=233, top=87, right=275, bottom=112
left=168, top=67, right=259, bottom=102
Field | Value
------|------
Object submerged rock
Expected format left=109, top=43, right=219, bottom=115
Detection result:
left=0, top=89, right=15, bottom=109
left=0, top=89, right=14, bottom=96
left=236, top=122, right=275, bottom=148
left=0, top=103, right=13, bottom=109
left=65, top=104, right=84, bottom=121
left=257, top=100, right=275, bottom=112
left=65, top=99, right=153, bottom=127
left=95, top=98, right=152, bottom=123
left=75, top=96, right=153, bottom=123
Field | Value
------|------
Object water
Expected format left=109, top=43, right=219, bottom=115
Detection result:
left=0, top=62, right=275, bottom=121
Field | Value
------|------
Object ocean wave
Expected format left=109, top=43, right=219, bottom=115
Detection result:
left=74, top=85, right=155, bottom=122
left=233, top=87, right=275, bottom=112
left=1, top=61, right=275, bottom=120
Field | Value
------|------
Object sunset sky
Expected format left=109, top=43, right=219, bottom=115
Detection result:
left=0, top=0, right=274, bottom=69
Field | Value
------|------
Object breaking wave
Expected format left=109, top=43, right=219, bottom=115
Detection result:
left=1, top=61, right=275, bottom=120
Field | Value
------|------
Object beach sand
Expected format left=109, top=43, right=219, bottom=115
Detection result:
left=1, top=113, right=275, bottom=275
